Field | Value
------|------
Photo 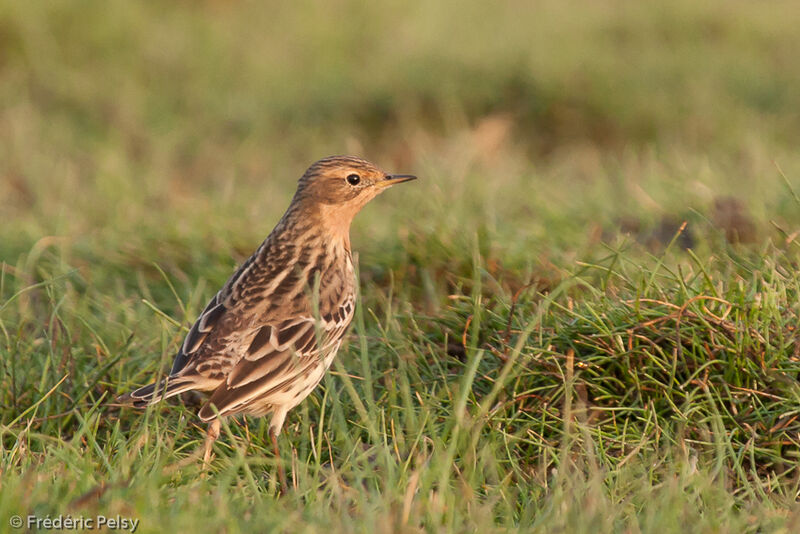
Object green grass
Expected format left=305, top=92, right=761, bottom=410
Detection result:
left=3, top=1, right=800, bottom=532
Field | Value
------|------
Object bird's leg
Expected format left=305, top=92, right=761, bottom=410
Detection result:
left=270, top=427, right=288, bottom=495
left=203, top=418, right=221, bottom=470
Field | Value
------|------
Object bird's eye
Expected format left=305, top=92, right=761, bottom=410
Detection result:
left=346, top=173, right=361, bottom=186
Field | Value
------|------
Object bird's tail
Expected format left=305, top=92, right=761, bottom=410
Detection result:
left=117, top=376, right=197, bottom=408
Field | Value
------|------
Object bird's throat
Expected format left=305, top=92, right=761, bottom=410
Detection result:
left=316, top=203, right=354, bottom=253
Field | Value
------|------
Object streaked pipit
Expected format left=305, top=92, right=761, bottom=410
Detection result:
left=119, top=155, right=415, bottom=492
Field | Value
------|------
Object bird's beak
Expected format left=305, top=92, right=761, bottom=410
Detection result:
left=377, top=174, right=417, bottom=188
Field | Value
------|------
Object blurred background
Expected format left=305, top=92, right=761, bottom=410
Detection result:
left=2, top=0, right=799, bottom=289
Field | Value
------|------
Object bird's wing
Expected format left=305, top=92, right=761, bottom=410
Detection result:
left=169, top=252, right=259, bottom=376
left=197, top=295, right=355, bottom=420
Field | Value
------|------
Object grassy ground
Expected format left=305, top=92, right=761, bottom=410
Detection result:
left=2, top=1, right=800, bottom=532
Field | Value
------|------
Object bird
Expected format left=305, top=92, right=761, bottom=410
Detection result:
left=119, top=155, right=416, bottom=492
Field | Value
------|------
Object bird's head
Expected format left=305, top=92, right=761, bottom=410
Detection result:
left=290, top=155, right=416, bottom=239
